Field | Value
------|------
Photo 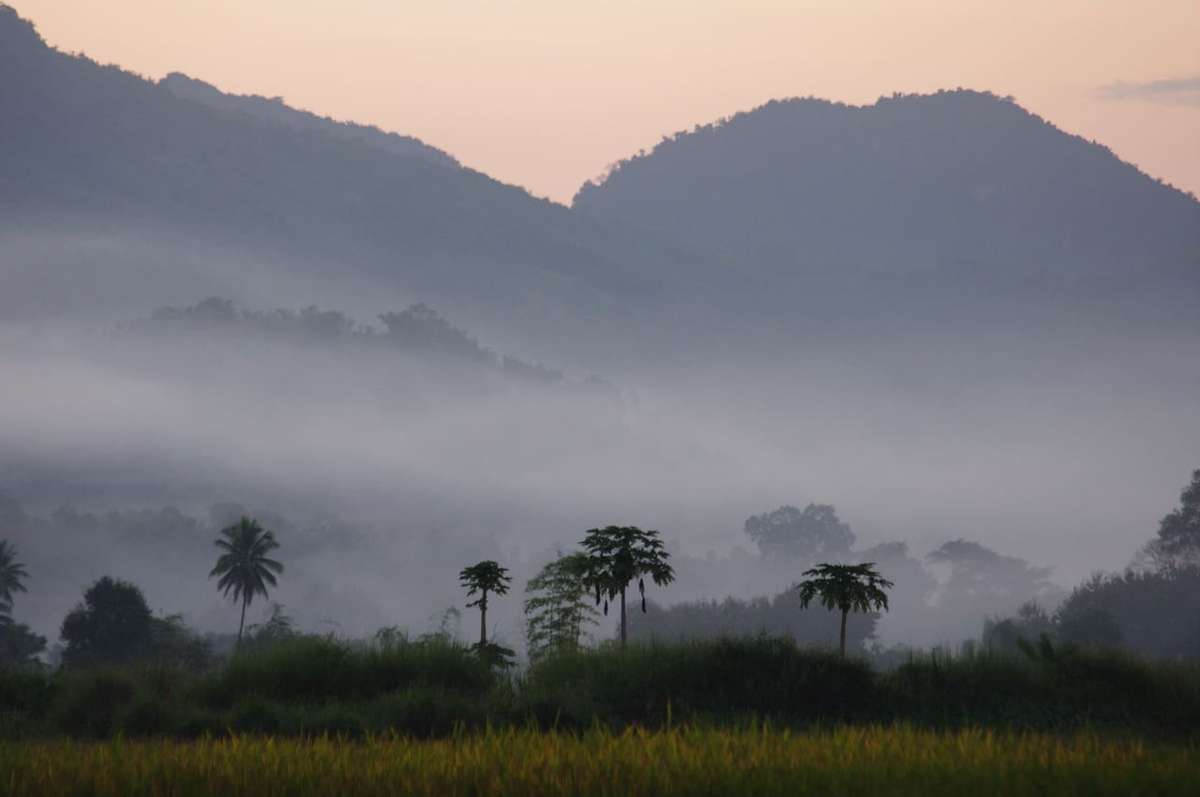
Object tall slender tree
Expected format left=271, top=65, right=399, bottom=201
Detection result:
left=796, top=562, right=892, bottom=657
left=209, top=517, right=284, bottom=646
left=0, top=540, right=28, bottom=617
left=580, top=525, right=675, bottom=647
left=524, top=551, right=599, bottom=660
left=459, top=560, right=511, bottom=647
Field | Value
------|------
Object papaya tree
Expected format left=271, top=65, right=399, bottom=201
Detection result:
left=796, top=562, right=892, bottom=657
left=459, top=560, right=511, bottom=647
left=580, top=525, right=674, bottom=647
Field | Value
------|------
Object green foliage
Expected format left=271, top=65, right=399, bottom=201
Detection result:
left=0, top=540, right=28, bottom=616
left=627, top=590, right=877, bottom=653
left=579, top=526, right=674, bottom=644
left=743, top=504, right=855, bottom=560
left=1055, top=569, right=1200, bottom=657
left=209, top=517, right=284, bottom=645
left=240, top=602, right=297, bottom=651
left=194, top=635, right=496, bottom=707
left=0, top=619, right=46, bottom=668
left=48, top=671, right=137, bottom=738
left=1, top=637, right=1200, bottom=739
left=59, top=577, right=155, bottom=668
left=521, top=637, right=874, bottom=728
left=147, top=614, right=213, bottom=670
left=982, top=602, right=1056, bottom=655
left=1144, top=469, right=1200, bottom=570
left=524, top=552, right=599, bottom=660
left=458, top=561, right=512, bottom=610
left=459, top=560, right=511, bottom=647
left=796, top=563, right=892, bottom=656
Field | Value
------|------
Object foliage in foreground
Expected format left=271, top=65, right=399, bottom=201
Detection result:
left=2, top=636, right=1199, bottom=739
left=4, top=726, right=1200, bottom=797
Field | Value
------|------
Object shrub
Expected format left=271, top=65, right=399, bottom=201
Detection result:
left=49, top=671, right=137, bottom=737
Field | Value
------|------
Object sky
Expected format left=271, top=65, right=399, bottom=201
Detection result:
left=13, top=0, right=1200, bottom=203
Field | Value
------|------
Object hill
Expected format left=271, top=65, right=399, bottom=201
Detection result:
left=158, top=72, right=460, bottom=170
left=575, top=92, right=1200, bottom=279
left=0, top=5, right=716, bottom=364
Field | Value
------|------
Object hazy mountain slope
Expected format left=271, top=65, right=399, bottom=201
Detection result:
left=158, top=72, right=459, bottom=170
left=0, top=6, right=717, bottom=364
left=574, top=92, right=1200, bottom=277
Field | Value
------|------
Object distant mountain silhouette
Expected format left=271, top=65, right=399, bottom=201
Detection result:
left=2, top=2, right=1197, bottom=364
left=0, top=5, right=716, bottom=362
left=575, top=92, right=1200, bottom=278
left=158, top=73, right=459, bottom=170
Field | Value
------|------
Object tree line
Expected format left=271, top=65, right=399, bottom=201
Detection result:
left=2, top=467, right=1198, bottom=668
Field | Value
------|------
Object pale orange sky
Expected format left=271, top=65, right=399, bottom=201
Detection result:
left=14, top=1, right=1200, bottom=203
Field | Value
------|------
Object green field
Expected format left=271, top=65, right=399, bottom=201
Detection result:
left=4, top=726, right=1197, bottom=796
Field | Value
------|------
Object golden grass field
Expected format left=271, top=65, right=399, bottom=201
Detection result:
left=3, top=725, right=1198, bottom=796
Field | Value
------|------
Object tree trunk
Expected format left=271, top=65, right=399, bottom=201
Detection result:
left=237, top=597, right=248, bottom=647
left=619, top=586, right=627, bottom=647
left=479, top=589, right=488, bottom=647
left=839, top=609, right=848, bottom=657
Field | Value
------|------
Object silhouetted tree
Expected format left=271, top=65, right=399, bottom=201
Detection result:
left=1054, top=569, right=1197, bottom=657
left=1143, top=469, right=1200, bottom=570
left=241, top=602, right=296, bottom=651
left=524, top=551, right=599, bottom=660
left=209, top=517, right=284, bottom=646
left=59, top=576, right=154, bottom=668
left=459, top=560, right=511, bottom=647
left=148, top=614, right=213, bottom=669
left=0, top=540, right=28, bottom=616
left=982, top=601, right=1055, bottom=655
left=744, top=504, right=855, bottom=561
left=796, top=563, right=892, bottom=657
left=580, top=525, right=675, bottom=646
left=926, top=539, right=1059, bottom=638
left=1055, top=603, right=1123, bottom=650
left=0, top=616, right=45, bottom=668
left=627, top=589, right=878, bottom=650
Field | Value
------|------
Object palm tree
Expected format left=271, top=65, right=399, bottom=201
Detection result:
left=0, top=540, right=28, bottom=617
left=580, top=525, right=675, bottom=647
left=459, top=560, right=511, bottom=647
left=796, top=562, right=893, bottom=657
left=209, top=517, right=284, bottom=646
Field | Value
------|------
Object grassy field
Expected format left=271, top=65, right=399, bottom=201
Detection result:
left=4, top=725, right=1198, bottom=796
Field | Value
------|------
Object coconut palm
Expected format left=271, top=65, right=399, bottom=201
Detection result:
left=0, top=540, right=28, bottom=617
left=580, top=525, right=675, bottom=647
left=459, top=560, right=511, bottom=647
left=796, top=562, right=893, bottom=657
left=209, top=517, right=284, bottom=646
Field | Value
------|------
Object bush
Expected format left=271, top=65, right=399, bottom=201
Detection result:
left=195, top=635, right=496, bottom=708
left=227, top=697, right=283, bottom=735
left=368, top=687, right=489, bottom=737
left=50, top=671, right=137, bottom=737
left=520, top=637, right=875, bottom=727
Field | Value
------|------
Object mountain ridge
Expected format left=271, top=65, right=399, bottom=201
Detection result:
left=574, top=90, right=1200, bottom=277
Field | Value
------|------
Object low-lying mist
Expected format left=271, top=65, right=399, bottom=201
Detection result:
left=2, top=293, right=1197, bottom=655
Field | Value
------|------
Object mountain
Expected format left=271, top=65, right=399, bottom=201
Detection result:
left=158, top=73, right=459, bottom=170
left=574, top=92, right=1200, bottom=279
left=3, top=1, right=1197, bottom=364
left=0, top=5, right=717, bottom=365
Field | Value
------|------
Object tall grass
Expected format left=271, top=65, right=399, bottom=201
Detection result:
left=4, top=726, right=1199, bottom=796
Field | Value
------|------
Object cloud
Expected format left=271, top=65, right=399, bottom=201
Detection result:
left=1096, top=76, right=1200, bottom=106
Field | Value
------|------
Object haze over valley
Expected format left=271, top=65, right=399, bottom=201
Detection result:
left=1, top=3, right=1198, bottom=660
